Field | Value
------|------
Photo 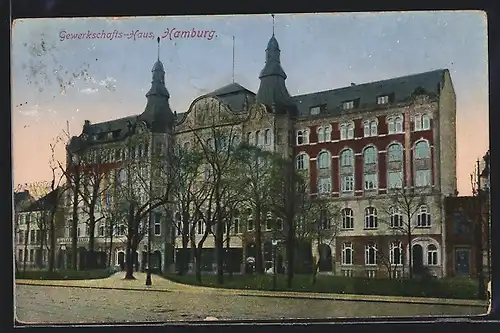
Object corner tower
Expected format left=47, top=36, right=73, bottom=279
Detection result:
left=139, top=37, right=175, bottom=133
left=255, top=16, right=297, bottom=116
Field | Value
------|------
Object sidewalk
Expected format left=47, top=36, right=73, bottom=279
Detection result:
left=16, top=272, right=487, bottom=308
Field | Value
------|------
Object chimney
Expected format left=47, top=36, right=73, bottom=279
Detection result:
left=84, top=120, right=91, bottom=126
left=350, top=83, right=356, bottom=86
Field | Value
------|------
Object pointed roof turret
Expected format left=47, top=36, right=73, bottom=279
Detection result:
left=140, top=37, right=175, bottom=132
left=256, top=15, right=296, bottom=115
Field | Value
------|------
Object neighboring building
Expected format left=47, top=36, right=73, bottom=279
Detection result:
left=15, top=188, right=66, bottom=270
left=61, top=31, right=457, bottom=277
left=443, top=196, right=489, bottom=278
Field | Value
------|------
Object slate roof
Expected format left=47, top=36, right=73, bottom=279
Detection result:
left=20, top=188, right=62, bottom=212
left=292, top=69, right=448, bottom=118
left=14, top=190, right=32, bottom=207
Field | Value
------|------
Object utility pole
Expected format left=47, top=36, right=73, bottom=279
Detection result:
left=475, top=159, right=486, bottom=300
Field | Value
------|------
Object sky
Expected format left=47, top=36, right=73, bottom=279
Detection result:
left=11, top=11, right=488, bottom=195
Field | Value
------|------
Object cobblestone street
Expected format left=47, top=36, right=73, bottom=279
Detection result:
left=16, top=284, right=486, bottom=324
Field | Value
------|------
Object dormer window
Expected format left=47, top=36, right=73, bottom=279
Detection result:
left=342, top=100, right=355, bottom=110
left=377, top=95, right=389, bottom=105
left=310, top=104, right=326, bottom=116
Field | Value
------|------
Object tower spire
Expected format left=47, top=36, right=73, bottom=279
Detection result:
left=157, top=36, right=160, bottom=61
left=272, top=14, right=275, bottom=36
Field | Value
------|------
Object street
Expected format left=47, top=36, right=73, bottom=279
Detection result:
left=15, top=284, right=486, bottom=324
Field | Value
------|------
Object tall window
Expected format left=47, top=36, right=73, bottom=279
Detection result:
left=364, top=207, right=378, bottom=229
left=255, top=130, right=261, bottom=146
left=317, top=177, right=332, bottom=194
left=233, top=217, right=240, bottom=234
left=363, top=146, right=378, bottom=190
left=365, top=242, right=377, bottom=265
left=387, top=143, right=404, bottom=189
left=414, top=114, right=431, bottom=131
left=342, top=208, right=354, bottom=229
left=296, top=130, right=309, bottom=145
left=414, top=141, right=431, bottom=187
left=317, top=127, right=325, bottom=143
left=317, top=151, right=330, bottom=169
left=422, top=114, right=431, bottom=130
left=427, top=244, right=438, bottom=265
left=154, top=213, right=161, bottom=236
left=377, top=95, right=389, bottom=105
left=196, top=219, right=203, bottom=235
left=389, top=206, right=403, bottom=228
left=395, top=116, right=403, bottom=133
left=247, top=132, right=253, bottom=144
left=363, top=120, right=378, bottom=137
left=247, top=216, right=254, bottom=231
left=416, top=205, right=431, bottom=227
left=390, top=241, right=404, bottom=265
left=296, top=153, right=309, bottom=170
left=264, top=129, right=271, bottom=145
left=340, top=149, right=354, bottom=193
left=341, top=242, right=353, bottom=265
left=340, top=122, right=354, bottom=140
left=324, top=125, right=332, bottom=141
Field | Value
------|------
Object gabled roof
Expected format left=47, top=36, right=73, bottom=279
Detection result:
left=20, top=188, right=63, bottom=213
left=204, top=82, right=256, bottom=113
left=292, top=69, right=448, bottom=118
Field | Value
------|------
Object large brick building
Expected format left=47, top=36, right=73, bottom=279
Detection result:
left=57, top=32, right=457, bottom=277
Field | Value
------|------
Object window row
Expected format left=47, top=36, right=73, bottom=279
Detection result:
left=16, top=229, right=48, bottom=244
left=297, top=141, right=433, bottom=191
left=247, top=129, right=272, bottom=146
left=338, top=205, right=432, bottom=230
left=341, top=241, right=439, bottom=266
left=295, top=113, right=431, bottom=145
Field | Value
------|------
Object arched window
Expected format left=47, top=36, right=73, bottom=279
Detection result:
left=341, top=122, right=355, bottom=140
left=247, top=132, right=253, bottom=144
left=422, top=114, right=431, bottom=130
left=414, top=114, right=422, bottom=131
left=390, top=241, right=404, bottom=265
left=347, top=123, right=354, bottom=139
left=247, top=215, right=254, bottom=231
left=370, top=121, right=378, bottom=136
left=317, top=127, right=326, bottom=143
left=317, top=151, right=331, bottom=169
left=395, top=116, right=403, bottom=133
left=183, top=141, right=191, bottom=150
left=342, top=208, right=354, bottom=229
left=206, top=138, right=215, bottom=150
left=363, top=146, right=378, bottom=190
left=342, top=242, right=353, bottom=265
left=364, top=207, right=378, bottom=229
left=340, top=149, right=355, bottom=193
left=264, top=129, right=272, bottom=145
left=427, top=244, right=438, bottom=265
left=324, top=125, right=332, bottom=141
left=296, top=129, right=309, bottom=145
left=365, top=242, right=377, bottom=265
left=233, top=210, right=240, bottom=235
left=414, top=141, right=431, bottom=187
left=389, top=206, right=403, bottom=228
left=416, top=205, right=431, bottom=227
left=387, top=143, right=404, bottom=189
left=296, top=153, right=309, bottom=170
left=255, top=130, right=262, bottom=145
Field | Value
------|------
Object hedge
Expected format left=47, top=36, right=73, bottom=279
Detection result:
left=164, top=274, right=480, bottom=300
left=16, top=268, right=115, bottom=280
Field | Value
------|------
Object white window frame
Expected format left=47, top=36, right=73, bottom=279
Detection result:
left=296, top=153, right=309, bottom=170
left=317, top=151, right=331, bottom=169
left=395, top=116, right=403, bottom=133
left=363, top=121, right=371, bottom=137
left=317, top=177, right=332, bottom=194
left=364, top=207, right=378, bottom=229
left=341, top=175, right=354, bottom=192
left=377, top=95, right=389, bottom=105
left=388, top=171, right=403, bottom=189
left=416, top=205, right=431, bottom=227
left=422, top=114, right=431, bottom=130
left=154, top=214, right=161, bottom=236
left=341, top=242, right=353, bottom=265
left=343, top=100, right=354, bottom=110
left=310, top=106, right=321, bottom=115
left=296, top=129, right=309, bottom=145
left=427, top=244, right=438, bottom=265
left=317, top=127, right=325, bottom=143
left=264, top=129, right=272, bottom=145
left=365, top=243, right=377, bottom=266
left=390, top=207, right=404, bottom=228
left=390, top=241, right=404, bottom=266
left=364, top=173, right=378, bottom=191
left=233, top=217, right=240, bottom=234
left=414, top=114, right=422, bottom=131
left=247, top=216, right=254, bottom=231
left=342, top=208, right=354, bottom=229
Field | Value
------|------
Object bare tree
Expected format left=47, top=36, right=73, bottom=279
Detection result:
left=378, top=185, right=429, bottom=279
left=302, top=198, right=342, bottom=285
left=188, top=107, right=245, bottom=285
left=114, top=122, right=175, bottom=280
left=267, top=156, right=310, bottom=288
left=233, top=144, right=275, bottom=275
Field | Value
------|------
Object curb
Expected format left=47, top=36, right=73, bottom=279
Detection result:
left=235, top=292, right=487, bottom=308
left=16, top=282, right=173, bottom=293
left=16, top=281, right=486, bottom=308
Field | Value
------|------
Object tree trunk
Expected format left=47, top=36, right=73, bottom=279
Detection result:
left=407, top=230, right=413, bottom=279
left=23, top=221, right=30, bottom=274
left=71, top=172, right=80, bottom=270
left=88, top=218, right=96, bottom=269
left=124, top=239, right=135, bottom=279
left=194, top=247, right=202, bottom=283
left=215, top=204, right=224, bottom=285
left=48, top=211, right=56, bottom=272
left=108, top=221, right=114, bottom=268
left=179, top=210, right=190, bottom=275
left=286, top=221, right=295, bottom=289
left=255, top=207, right=264, bottom=274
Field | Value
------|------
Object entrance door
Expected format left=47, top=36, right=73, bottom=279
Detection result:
left=455, top=247, right=471, bottom=276
left=412, top=244, right=424, bottom=274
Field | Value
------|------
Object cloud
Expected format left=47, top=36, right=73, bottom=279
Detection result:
left=98, top=76, right=117, bottom=91
left=80, top=87, right=99, bottom=94
left=18, top=108, right=40, bottom=116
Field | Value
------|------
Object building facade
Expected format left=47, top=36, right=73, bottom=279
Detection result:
left=58, top=32, right=457, bottom=277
